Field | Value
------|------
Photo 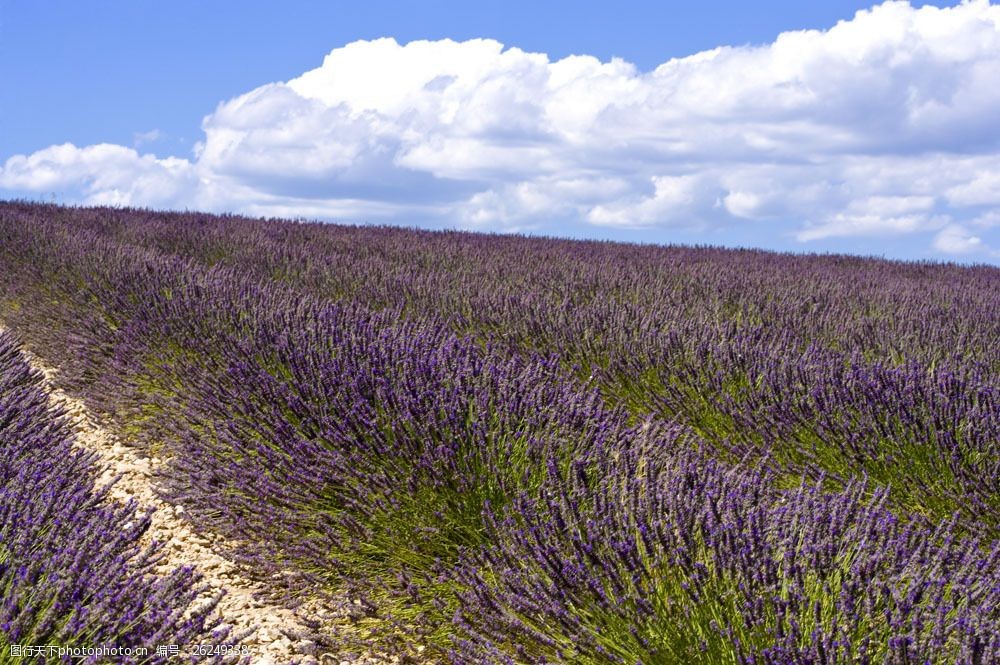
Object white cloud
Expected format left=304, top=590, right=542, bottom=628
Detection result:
left=2, top=1, right=1000, bottom=260
left=972, top=210, right=1000, bottom=228
left=933, top=223, right=997, bottom=256
left=798, top=213, right=948, bottom=241
left=723, top=191, right=766, bottom=219
left=946, top=170, right=1000, bottom=206
left=457, top=176, right=632, bottom=228
left=133, top=129, right=163, bottom=148
left=587, top=175, right=721, bottom=228
left=0, top=143, right=196, bottom=207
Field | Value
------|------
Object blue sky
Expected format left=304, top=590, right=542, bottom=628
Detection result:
left=2, top=0, right=999, bottom=263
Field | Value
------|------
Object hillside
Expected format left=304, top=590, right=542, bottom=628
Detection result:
left=1, top=201, right=998, bottom=664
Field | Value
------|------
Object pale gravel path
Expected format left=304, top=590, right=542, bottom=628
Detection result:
left=10, top=337, right=407, bottom=665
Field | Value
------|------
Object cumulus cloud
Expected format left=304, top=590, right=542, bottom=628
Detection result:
left=0, top=143, right=196, bottom=207
left=3, top=0, right=1000, bottom=259
left=933, top=223, right=1000, bottom=257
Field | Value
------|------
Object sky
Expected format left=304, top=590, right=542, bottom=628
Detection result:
left=2, top=0, right=999, bottom=264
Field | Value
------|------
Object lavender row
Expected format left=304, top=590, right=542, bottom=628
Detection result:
left=610, top=327, right=1000, bottom=529
left=454, top=434, right=1000, bottom=663
left=0, top=332, right=231, bottom=664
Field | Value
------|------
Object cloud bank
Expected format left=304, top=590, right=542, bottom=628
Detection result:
left=3, top=0, right=1000, bottom=259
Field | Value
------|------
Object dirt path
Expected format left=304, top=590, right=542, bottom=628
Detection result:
left=9, top=336, right=403, bottom=665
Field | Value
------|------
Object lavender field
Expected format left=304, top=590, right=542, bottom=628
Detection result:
left=1, top=200, right=999, bottom=664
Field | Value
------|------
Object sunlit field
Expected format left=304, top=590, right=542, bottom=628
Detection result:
left=1, top=201, right=998, bottom=664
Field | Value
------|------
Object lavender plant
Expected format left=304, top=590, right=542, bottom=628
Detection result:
left=453, top=429, right=1000, bottom=663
